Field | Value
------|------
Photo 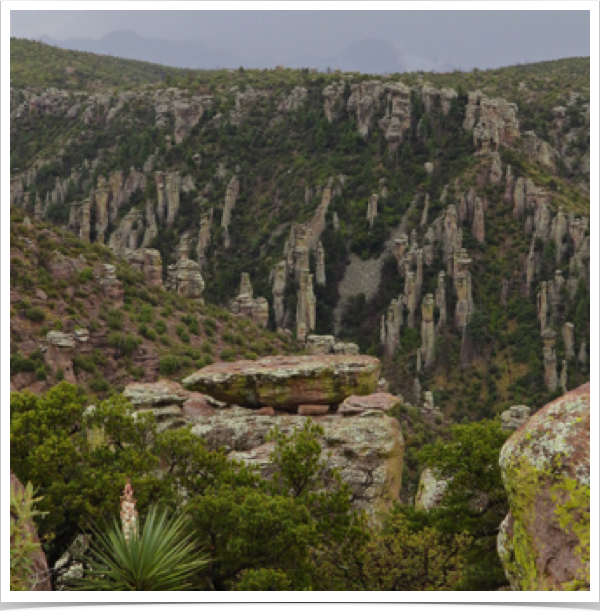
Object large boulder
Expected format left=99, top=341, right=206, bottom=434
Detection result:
left=415, top=467, right=449, bottom=511
left=10, top=472, right=52, bottom=591
left=182, top=355, right=380, bottom=412
left=498, top=383, right=590, bottom=591
left=191, top=407, right=404, bottom=511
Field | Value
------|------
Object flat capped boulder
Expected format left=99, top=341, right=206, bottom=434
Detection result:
left=182, top=354, right=380, bottom=411
left=498, top=383, right=590, bottom=591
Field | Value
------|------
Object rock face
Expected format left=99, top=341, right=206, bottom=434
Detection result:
left=182, top=354, right=381, bottom=412
left=415, top=467, right=449, bottom=511
left=501, top=405, right=531, bottom=432
left=10, top=472, right=52, bottom=591
left=338, top=393, right=400, bottom=417
left=123, top=380, right=190, bottom=432
left=191, top=406, right=404, bottom=511
left=498, top=383, right=590, bottom=591
left=126, top=248, right=163, bottom=288
left=45, top=330, right=76, bottom=383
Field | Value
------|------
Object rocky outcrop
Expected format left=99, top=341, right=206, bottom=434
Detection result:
left=99, top=264, right=124, bottom=305
left=155, top=171, right=181, bottom=226
left=10, top=472, right=52, bottom=591
left=230, top=273, right=269, bottom=328
left=500, top=405, right=531, bottom=432
left=123, top=380, right=189, bottom=432
left=45, top=331, right=76, bottom=383
left=541, top=328, right=557, bottom=391
left=107, top=208, right=142, bottom=257
left=348, top=80, right=384, bottom=138
left=305, top=335, right=336, bottom=355
left=279, top=86, right=307, bottom=114
left=126, top=248, right=163, bottom=288
left=415, top=468, right=449, bottom=511
left=498, top=383, right=590, bottom=590
left=191, top=406, right=403, bottom=511
left=270, top=261, right=287, bottom=329
left=522, top=131, right=557, bottom=172
left=378, top=81, right=411, bottom=150
left=197, top=209, right=214, bottom=267
left=315, top=242, right=326, bottom=286
left=562, top=322, right=575, bottom=359
left=366, top=193, right=379, bottom=228
left=296, top=270, right=316, bottom=342
left=338, top=392, right=400, bottom=417
left=182, top=354, right=381, bottom=412
left=420, top=294, right=436, bottom=368
left=323, top=82, right=345, bottom=122
left=165, top=243, right=205, bottom=301
left=465, top=91, right=520, bottom=153
left=173, top=98, right=204, bottom=144
left=221, top=176, right=240, bottom=248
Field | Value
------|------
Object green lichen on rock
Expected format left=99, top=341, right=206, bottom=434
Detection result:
left=498, top=383, right=590, bottom=591
left=182, top=355, right=381, bottom=410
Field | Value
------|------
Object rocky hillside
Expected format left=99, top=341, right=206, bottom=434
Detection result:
left=10, top=207, right=300, bottom=398
left=10, top=39, right=590, bottom=422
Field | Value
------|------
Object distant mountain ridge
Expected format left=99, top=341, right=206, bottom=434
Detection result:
left=35, top=31, right=433, bottom=73
left=39, top=30, right=244, bottom=70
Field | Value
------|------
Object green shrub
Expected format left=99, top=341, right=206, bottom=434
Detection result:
left=25, top=307, right=46, bottom=323
left=159, top=355, right=181, bottom=376
left=10, top=354, right=36, bottom=375
left=219, top=348, right=237, bottom=362
left=155, top=320, right=167, bottom=334
left=89, top=374, right=110, bottom=392
left=78, top=267, right=94, bottom=283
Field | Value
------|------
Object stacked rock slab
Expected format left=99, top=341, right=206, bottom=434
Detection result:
left=415, top=468, right=449, bottom=511
left=182, top=354, right=380, bottom=412
left=126, top=248, right=163, bottom=288
left=191, top=406, right=403, bottom=512
left=123, top=380, right=189, bottom=433
left=498, top=383, right=590, bottom=590
left=338, top=393, right=400, bottom=417
left=229, top=273, right=269, bottom=328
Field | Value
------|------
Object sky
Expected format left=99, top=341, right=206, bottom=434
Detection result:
left=10, top=9, right=591, bottom=73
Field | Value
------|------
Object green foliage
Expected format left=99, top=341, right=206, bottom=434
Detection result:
left=10, top=384, right=166, bottom=565
left=405, top=419, right=511, bottom=590
left=69, top=506, right=208, bottom=591
left=158, top=355, right=181, bottom=376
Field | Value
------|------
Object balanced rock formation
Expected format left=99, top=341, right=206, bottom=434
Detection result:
left=338, top=393, right=401, bottom=417
left=10, top=472, right=52, bottom=591
left=498, top=383, right=590, bottom=591
left=182, top=354, right=380, bottom=412
left=165, top=242, right=205, bottom=301
left=229, top=273, right=269, bottom=328
left=191, top=406, right=404, bottom=511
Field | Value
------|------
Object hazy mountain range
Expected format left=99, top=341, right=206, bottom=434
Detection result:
left=37, top=30, right=453, bottom=73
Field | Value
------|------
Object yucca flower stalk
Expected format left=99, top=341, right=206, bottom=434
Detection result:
left=120, top=479, right=138, bottom=543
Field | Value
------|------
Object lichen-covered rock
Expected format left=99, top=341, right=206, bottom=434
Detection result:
left=415, top=467, right=449, bottom=511
left=182, top=355, right=380, bottom=412
left=498, top=383, right=590, bottom=591
left=338, top=393, right=400, bottom=417
left=123, top=379, right=190, bottom=432
left=192, top=407, right=403, bottom=511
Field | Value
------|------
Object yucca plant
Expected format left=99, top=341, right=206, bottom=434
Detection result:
left=68, top=483, right=208, bottom=591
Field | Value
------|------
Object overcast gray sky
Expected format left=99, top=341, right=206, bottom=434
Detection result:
left=10, top=10, right=591, bottom=72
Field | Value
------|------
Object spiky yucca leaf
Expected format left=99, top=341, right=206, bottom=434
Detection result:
left=69, top=506, right=208, bottom=590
